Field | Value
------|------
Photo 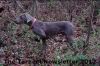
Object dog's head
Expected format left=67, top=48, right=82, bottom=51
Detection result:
left=15, top=13, right=36, bottom=24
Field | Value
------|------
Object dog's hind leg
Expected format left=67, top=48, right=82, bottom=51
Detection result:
left=65, top=35, right=78, bottom=55
left=66, top=36, right=74, bottom=50
left=64, top=26, right=78, bottom=55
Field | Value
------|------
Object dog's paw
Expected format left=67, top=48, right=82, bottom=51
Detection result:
left=34, top=37, right=40, bottom=42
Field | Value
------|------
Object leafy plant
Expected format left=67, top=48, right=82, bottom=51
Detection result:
left=0, top=64, right=3, bottom=66
left=73, top=37, right=85, bottom=52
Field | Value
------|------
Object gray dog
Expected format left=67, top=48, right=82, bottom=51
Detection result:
left=15, top=13, right=77, bottom=54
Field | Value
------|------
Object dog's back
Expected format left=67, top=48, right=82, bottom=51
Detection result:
left=39, top=21, right=75, bottom=36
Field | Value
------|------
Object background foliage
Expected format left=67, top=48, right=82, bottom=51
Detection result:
left=0, top=0, right=100, bottom=66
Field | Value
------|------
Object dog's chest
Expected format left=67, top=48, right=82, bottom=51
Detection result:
left=32, top=22, right=45, bottom=29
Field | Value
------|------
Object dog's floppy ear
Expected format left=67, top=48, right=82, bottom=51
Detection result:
left=24, top=13, right=33, bottom=23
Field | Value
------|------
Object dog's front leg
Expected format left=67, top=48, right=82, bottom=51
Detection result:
left=32, top=28, right=47, bottom=56
left=32, top=27, right=46, bottom=41
left=41, top=38, right=47, bottom=53
left=33, top=27, right=46, bottom=39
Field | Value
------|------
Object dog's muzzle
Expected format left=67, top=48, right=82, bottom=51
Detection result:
left=15, top=16, right=25, bottom=24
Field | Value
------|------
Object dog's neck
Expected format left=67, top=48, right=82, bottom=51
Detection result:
left=27, top=18, right=36, bottom=29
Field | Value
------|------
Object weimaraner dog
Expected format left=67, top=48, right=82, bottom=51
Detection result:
left=15, top=13, right=77, bottom=55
